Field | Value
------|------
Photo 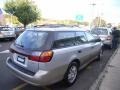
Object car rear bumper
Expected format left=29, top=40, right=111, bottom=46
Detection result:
left=0, top=34, right=16, bottom=39
left=6, top=57, right=64, bottom=86
left=102, top=40, right=112, bottom=46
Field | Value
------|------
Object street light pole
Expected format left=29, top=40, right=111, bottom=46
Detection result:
left=10, top=10, right=15, bottom=27
left=89, top=2, right=96, bottom=28
left=10, top=13, right=12, bottom=26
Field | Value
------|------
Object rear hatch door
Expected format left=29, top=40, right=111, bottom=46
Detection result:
left=10, top=30, right=48, bottom=73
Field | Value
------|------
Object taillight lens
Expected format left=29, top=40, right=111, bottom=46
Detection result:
left=28, top=51, right=53, bottom=62
left=28, top=55, right=40, bottom=61
left=106, top=36, right=112, bottom=40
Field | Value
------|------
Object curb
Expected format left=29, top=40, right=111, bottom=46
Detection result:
left=89, top=46, right=119, bottom=90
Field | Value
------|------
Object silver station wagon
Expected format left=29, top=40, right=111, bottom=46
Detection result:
left=6, top=26, right=103, bottom=86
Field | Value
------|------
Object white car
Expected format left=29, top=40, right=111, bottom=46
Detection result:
left=0, top=27, right=16, bottom=40
left=91, top=27, right=112, bottom=48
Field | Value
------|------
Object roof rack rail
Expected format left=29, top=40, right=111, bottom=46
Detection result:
left=34, top=24, right=80, bottom=28
left=34, top=24, right=66, bottom=28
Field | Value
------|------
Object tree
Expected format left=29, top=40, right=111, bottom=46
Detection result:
left=4, top=0, right=40, bottom=28
left=92, top=17, right=106, bottom=27
left=4, top=14, right=21, bottom=26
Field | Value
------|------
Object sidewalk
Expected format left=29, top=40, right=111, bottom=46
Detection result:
left=90, top=45, right=120, bottom=90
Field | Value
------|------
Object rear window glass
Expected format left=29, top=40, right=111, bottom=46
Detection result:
left=56, top=32, right=75, bottom=40
left=15, top=30, right=48, bottom=50
left=52, top=32, right=75, bottom=49
left=76, top=32, right=87, bottom=44
left=91, top=28, right=108, bottom=35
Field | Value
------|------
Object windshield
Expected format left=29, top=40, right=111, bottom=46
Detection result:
left=91, top=28, right=108, bottom=35
left=15, top=30, right=48, bottom=50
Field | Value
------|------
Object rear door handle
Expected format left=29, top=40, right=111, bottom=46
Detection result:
left=78, top=50, right=82, bottom=53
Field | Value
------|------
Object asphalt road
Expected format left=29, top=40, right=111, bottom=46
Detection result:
left=0, top=40, right=115, bottom=90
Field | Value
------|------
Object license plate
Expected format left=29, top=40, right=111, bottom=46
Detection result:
left=17, top=56, right=25, bottom=64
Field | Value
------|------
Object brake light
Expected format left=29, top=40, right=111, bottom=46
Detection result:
left=106, top=36, right=112, bottom=40
left=28, top=51, right=53, bottom=62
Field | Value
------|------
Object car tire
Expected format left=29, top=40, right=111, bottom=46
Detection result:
left=97, top=49, right=103, bottom=61
left=63, top=62, right=78, bottom=87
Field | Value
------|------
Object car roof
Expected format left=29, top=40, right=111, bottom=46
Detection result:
left=92, top=27, right=112, bottom=32
left=92, top=27, right=109, bottom=30
left=26, top=27, right=87, bottom=32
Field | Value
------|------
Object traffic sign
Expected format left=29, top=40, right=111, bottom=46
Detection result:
left=75, top=15, right=84, bottom=22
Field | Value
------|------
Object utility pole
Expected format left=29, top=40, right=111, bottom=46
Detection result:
left=89, top=1, right=96, bottom=28
left=10, top=10, right=15, bottom=27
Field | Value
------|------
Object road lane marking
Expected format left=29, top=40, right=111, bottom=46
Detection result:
left=0, top=50, right=10, bottom=53
left=12, top=83, right=28, bottom=90
left=42, top=86, right=51, bottom=90
left=12, top=83, right=51, bottom=90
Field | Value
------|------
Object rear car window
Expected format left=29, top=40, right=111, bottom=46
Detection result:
left=85, top=32, right=95, bottom=41
left=53, top=32, right=75, bottom=49
left=76, top=32, right=87, bottom=44
left=56, top=32, right=75, bottom=40
left=15, top=30, right=48, bottom=50
left=91, top=28, right=108, bottom=35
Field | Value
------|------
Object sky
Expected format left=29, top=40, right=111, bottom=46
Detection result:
left=0, top=0, right=6, bottom=8
left=33, top=0, right=120, bottom=24
left=1, top=0, right=120, bottom=24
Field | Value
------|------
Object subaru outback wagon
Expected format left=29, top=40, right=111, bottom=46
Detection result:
left=6, top=27, right=103, bottom=86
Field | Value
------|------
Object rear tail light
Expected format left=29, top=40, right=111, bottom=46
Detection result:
left=28, top=51, right=53, bottom=62
left=106, top=36, right=112, bottom=40
left=10, top=48, right=53, bottom=62
left=28, top=55, right=40, bottom=61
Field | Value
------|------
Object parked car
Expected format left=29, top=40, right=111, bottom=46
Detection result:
left=6, top=26, right=103, bottom=86
left=91, top=27, right=112, bottom=48
left=0, top=26, right=16, bottom=40
left=14, top=27, right=24, bottom=37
